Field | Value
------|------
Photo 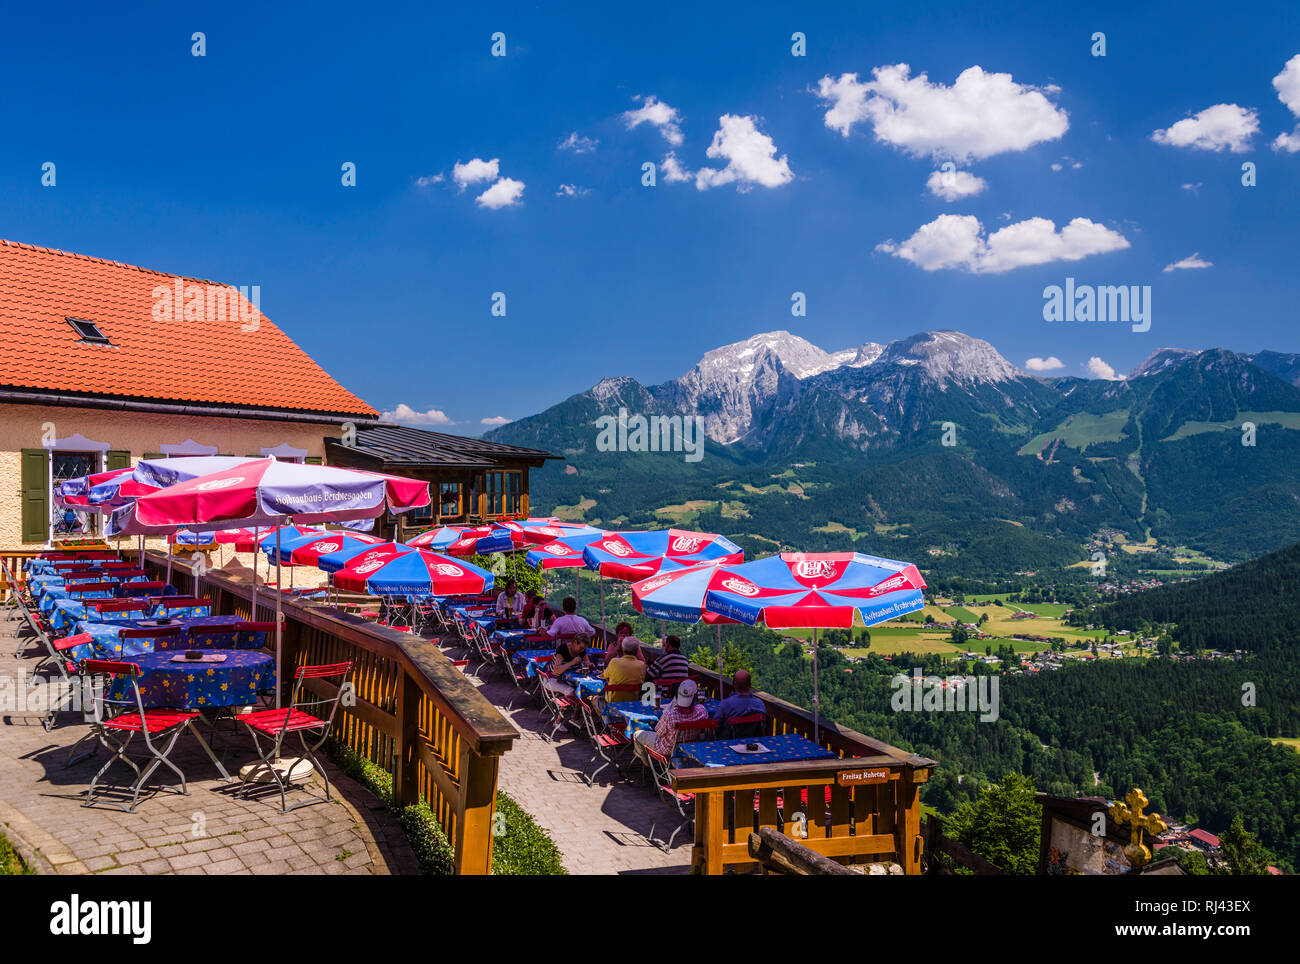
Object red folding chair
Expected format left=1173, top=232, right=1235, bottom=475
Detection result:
left=720, top=711, right=766, bottom=741
left=118, top=581, right=170, bottom=598
left=647, top=717, right=718, bottom=851
left=234, top=661, right=353, bottom=812
left=116, top=625, right=183, bottom=653
left=78, top=659, right=202, bottom=812
left=581, top=684, right=641, bottom=785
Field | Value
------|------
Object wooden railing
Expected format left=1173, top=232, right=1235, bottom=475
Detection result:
left=651, top=647, right=936, bottom=875
left=141, top=550, right=518, bottom=874
left=922, top=814, right=1009, bottom=875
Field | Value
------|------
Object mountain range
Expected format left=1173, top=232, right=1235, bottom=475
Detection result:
left=486, top=330, right=1300, bottom=573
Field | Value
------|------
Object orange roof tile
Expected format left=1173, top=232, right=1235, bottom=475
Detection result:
left=0, top=240, right=377, bottom=418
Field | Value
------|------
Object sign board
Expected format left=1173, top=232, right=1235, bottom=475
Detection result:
left=836, top=767, right=891, bottom=786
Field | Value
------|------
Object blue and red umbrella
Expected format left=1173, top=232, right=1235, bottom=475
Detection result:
left=280, top=531, right=386, bottom=568
left=501, top=518, right=604, bottom=546
left=581, top=528, right=744, bottom=581
left=317, top=541, right=416, bottom=573
left=702, top=552, right=925, bottom=629
left=701, top=551, right=926, bottom=741
left=406, top=524, right=515, bottom=555
left=334, top=548, right=494, bottom=597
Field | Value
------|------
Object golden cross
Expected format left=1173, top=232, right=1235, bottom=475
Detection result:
left=1108, top=787, right=1168, bottom=869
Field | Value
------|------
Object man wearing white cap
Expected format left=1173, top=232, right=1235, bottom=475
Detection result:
left=632, top=678, right=709, bottom=766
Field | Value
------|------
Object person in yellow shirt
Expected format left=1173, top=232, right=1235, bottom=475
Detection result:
left=601, top=638, right=647, bottom=702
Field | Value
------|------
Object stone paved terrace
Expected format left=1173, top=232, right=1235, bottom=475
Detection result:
left=1, top=615, right=697, bottom=875
left=0, top=619, right=417, bottom=876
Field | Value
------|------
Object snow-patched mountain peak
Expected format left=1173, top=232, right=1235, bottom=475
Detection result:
left=691, top=331, right=845, bottom=381
left=875, top=331, right=1019, bottom=383
left=1129, top=348, right=1199, bottom=379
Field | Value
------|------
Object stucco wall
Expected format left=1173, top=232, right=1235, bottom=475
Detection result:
left=0, top=401, right=342, bottom=547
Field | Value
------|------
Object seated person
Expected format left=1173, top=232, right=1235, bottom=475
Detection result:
left=606, top=621, right=645, bottom=664
left=520, top=590, right=541, bottom=623
left=712, top=669, right=766, bottom=732
left=601, top=638, right=647, bottom=702
left=645, top=634, right=689, bottom=696
left=495, top=579, right=526, bottom=618
left=633, top=679, right=709, bottom=765
left=547, top=595, right=594, bottom=639
left=544, top=633, right=592, bottom=697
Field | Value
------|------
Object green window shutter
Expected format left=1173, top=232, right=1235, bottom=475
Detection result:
left=143, top=452, right=164, bottom=460
left=304, top=456, right=324, bottom=465
left=20, top=449, right=49, bottom=544
left=106, top=450, right=132, bottom=471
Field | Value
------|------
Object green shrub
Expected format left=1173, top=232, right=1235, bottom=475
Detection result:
left=491, top=791, right=567, bottom=875
left=0, top=833, right=32, bottom=876
left=323, top=739, right=565, bottom=875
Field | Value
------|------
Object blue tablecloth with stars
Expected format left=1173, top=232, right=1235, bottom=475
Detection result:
left=602, top=697, right=722, bottom=735
left=69, top=614, right=258, bottom=661
left=105, top=649, right=275, bottom=709
left=491, top=629, right=553, bottom=652
left=674, top=733, right=838, bottom=768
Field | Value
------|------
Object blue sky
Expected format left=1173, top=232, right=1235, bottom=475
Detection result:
left=3, top=1, right=1299, bottom=429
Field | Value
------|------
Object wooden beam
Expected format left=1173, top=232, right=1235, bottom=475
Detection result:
left=747, top=827, right=856, bottom=875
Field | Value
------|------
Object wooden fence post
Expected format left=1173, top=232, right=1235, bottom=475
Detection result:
left=393, top=668, right=421, bottom=808
left=454, top=743, right=499, bottom=875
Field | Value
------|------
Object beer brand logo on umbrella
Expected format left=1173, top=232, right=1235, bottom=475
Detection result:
left=354, top=561, right=384, bottom=574
left=721, top=576, right=760, bottom=596
left=867, top=573, right=911, bottom=596
left=314, top=542, right=340, bottom=553
left=601, top=541, right=633, bottom=557
left=670, top=536, right=701, bottom=553
left=194, top=476, right=244, bottom=491
left=794, top=559, right=838, bottom=580
left=543, top=543, right=570, bottom=555
left=434, top=564, right=464, bottom=576
left=641, top=575, right=674, bottom=593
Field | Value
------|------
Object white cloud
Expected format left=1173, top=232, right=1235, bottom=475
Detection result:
left=1152, top=104, right=1258, bottom=153
left=1181, top=182, right=1203, bottom=194
left=660, top=152, right=692, bottom=183
left=816, top=64, right=1069, bottom=161
left=1271, top=55, right=1300, bottom=152
left=1085, top=357, right=1119, bottom=380
left=622, top=96, right=684, bottom=146
left=452, top=157, right=500, bottom=190
left=555, top=183, right=590, bottom=198
left=415, top=173, right=444, bottom=187
left=480, top=416, right=512, bottom=427
left=925, top=168, right=987, bottom=201
left=1163, top=253, right=1213, bottom=272
left=1025, top=356, right=1065, bottom=372
left=558, top=131, right=598, bottom=153
left=476, top=177, right=525, bottom=209
left=1050, top=162, right=1062, bottom=172
left=694, top=114, right=794, bottom=191
left=876, top=214, right=1130, bottom=274
left=383, top=404, right=454, bottom=426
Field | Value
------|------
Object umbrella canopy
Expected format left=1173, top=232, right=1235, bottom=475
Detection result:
left=523, top=529, right=608, bottom=568
left=278, top=531, right=387, bottom=568
left=257, top=526, right=333, bottom=566
left=57, top=467, right=137, bottom=511
left=334, top=549, right=494, bottom=596
left=581, top=528, right=743, bottom=581
left=108, top=458, right=430, bottom=536
left=630, top=562, right=737, bottom=624
left=702, top=552, right=926, bottom=629
left=500, top=518, right=605, bottom=546
left=317, top=540, right=416, bottom=574
left=407, top=524, right=514, bottom=555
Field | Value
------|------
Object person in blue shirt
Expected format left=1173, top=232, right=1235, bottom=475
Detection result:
left=712, top=669, right=765, bottom=727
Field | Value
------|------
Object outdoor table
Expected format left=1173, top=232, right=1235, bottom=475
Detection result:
left=675, top=734, right=838, bottom=769
left=105, top=649, right=274, bottom=711
left=28, top=573, right=65, bottom=595
left=151, top=599, right=213, bottom=619
left=491, top=628, right=553, bottom=652
left=50, top=598, right=89, bottom=631
left=601, top=697, right=722, bottom=734
left=38, top=587, right=70, bottom=613
left=69, top=615, right=254, bottom=660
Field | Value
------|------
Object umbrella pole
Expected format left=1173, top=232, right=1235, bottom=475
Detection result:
left=599, top=574, right=606, bottom=634
left=812, top=628, right=820, bottom=745
left=717, top=623, right=723, bottom=696
left=250, top=526, right=260, bottom=622
left=275, top=525, right=283, bottom=710
left=166, top=539, right=173, bottom=587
